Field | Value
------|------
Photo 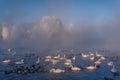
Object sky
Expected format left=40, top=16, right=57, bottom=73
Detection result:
left=0, top=0, right=120, bottom=51
left=0, top=0, right=119, bottom=23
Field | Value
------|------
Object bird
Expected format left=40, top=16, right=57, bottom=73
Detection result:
left=53, top=54, right=60, bottom=59
left=81, top=53, right=89, bottom=58
left=100, top=56, right=106, bottom=60
left=15, top=59, right=24, bottom=65
left=65, top=59, right=72, bottom=63
left=70, top=65, right=81, bottom=71
left=64, top=59, right=72, bottom=66
left=36, top=57, right=41, bottom=64
left=89, top=52, right=94, bottom=56
left=96, top=51, right=102, bottom=57
left=107, top=61, right=113, bottom=67
left=86, top=65, right=96, bottom=70
left=45, top=55, right=52, bottom=59
left=45, top=58, right=51, bottom=62
left=94, top=59, right=101, bottom=65
left=111, top=65, right=117, bottom=73
left=64, top=62, right=72, bottom=66
left=50, top=68, right=65, bottom=74
left=90, top=57, right=95, bottom=61
left=72, top=56, right=76, bottom=60
left=8, top=48, right=11, bottom=52
left=2, top=59, right=11, bottom=64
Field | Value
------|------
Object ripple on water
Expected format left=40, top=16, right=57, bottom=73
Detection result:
left=0, top=49, right=120, bottom=80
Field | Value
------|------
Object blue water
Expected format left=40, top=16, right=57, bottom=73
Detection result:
left=0, top=48, right=120, bottom=80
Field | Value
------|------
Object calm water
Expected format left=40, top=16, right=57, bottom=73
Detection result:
left=0, top=48, right=120, bottom=80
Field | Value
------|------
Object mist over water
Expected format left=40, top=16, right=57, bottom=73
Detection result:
left=0, top=15, right=120, bottom=51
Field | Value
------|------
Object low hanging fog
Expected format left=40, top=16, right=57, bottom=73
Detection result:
left=0, top=15, right=120, bottom=51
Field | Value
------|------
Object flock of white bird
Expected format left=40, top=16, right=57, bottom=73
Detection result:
left=1, top=48, right=118, bottom=74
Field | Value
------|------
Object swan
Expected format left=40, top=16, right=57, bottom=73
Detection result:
left=50, top=68, right=65, bottom=73
left=64, top=59, right=72, bottom=66
left=100, top=56, right=106, bottom=60
left=94, top=59, right=101, bottom=65
left=2, top=59, right=11, bottom=64
left=72, top=56, right=76, bottom=60
left=86, top=65, right=96, bottom=70
left=51, top=59, right=59, bottom=65
left=81, top=53, right=89, bottom=58
left=107, top=61, right=113, bottom=67
left=70, top=65, right=81, bottom=71
left=8, top=48, right=11, bottom=52
left=53, top=54, right=60, bottom=59
left=21, top=58, right=25, bottom=62
left=36, top=57, right=40, bottom=64
left=89, top=52, right=94, bottom=56
left=90, top=57, right=95, bottom=61
left=15, top=61, right=24, bottom=65
left=64, top=62, right=72, bottom=66
left=65, top=59, right=72, bottom=63
left=96, top=51, right=102, bottom=57
left=63, top=54, right=66, bottom=58
left=111, top=65, right=117, bottom=73
left=60, top=57, right=65, bottom=60
left=45, top=56, right=51, bottom=59
left=59, top=54, right=66, bottom=60
left=45, top=58, right=51, bottom=62
left=15, top=59, right=24, bottom=65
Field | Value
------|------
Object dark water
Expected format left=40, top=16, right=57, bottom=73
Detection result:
left=0, top=48, right=120, bottom=80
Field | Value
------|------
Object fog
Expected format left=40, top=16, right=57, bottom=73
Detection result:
left=0, top=15, right=120, bottom=51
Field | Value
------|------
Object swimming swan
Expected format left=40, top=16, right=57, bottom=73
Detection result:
left=86, top=65, right=96, bottom=70
left=50, top=68, right=65, bottom=73
left=2, top=59, right=11, bottom=64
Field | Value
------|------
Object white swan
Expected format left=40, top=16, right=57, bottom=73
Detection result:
left=94, top=59, right=101, bottom=65
left=2, top=59, right=11, bottom=64
left=15, top=59, right=24, bottom=65
left=107, top=61, right=113, bottom=67
left=50, top=68, right=65, bottom=73
left=81, top=53, right=89, bottom=58
left=45, top=58, right=51, bottom=62
left=21, top=58, right=25, bottom=62
left=96, top=51, right=102, bottom=57
left=8, top=48, right=11, bottom=52
left=15, top=61, right=24, bottom=65
left=45, top=55, right=52, bottom=59
left=71, top=66, right=81, bottom=71
left=111, top=65, right=117, bottom=73
left=60, top=57, right=64, bottom=60
left=59, top=54, right=66, bottom=60
left=89, top=52, right=94, bottom=56
left=72, top=56, right=76, bottom=60
left=90, top=57, right=95, bottom=61
left=64, top=62, right=72, bottom=66
left=100, top=56, right=106, bottom=60
left=53, top=54, right=60, bottom=59
left=51, top=59, right=59, bottom=65
left=86, top=65, right=96, bottom=70
left=65, top=59, right=72, bottom=63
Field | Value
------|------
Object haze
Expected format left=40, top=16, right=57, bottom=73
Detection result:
left=0, top=0, right=120, bottom=51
